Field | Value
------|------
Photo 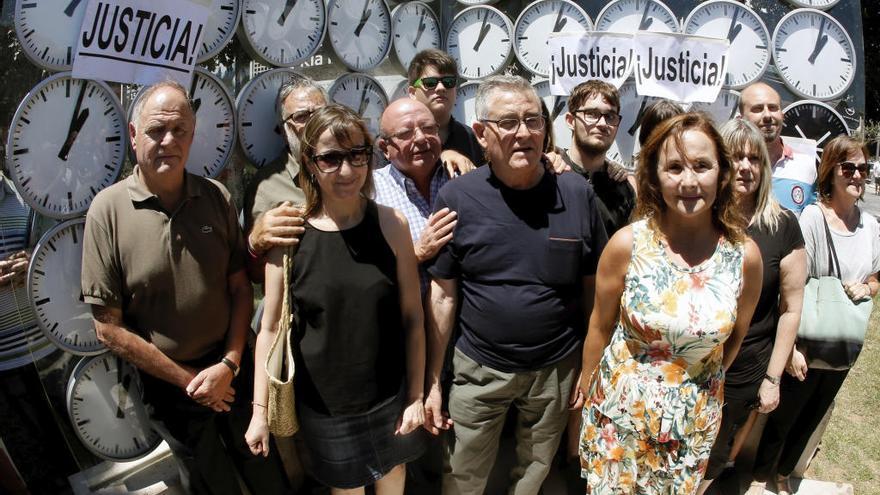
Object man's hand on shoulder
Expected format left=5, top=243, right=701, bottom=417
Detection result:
left=605, top=160, right=630, bottom=183
left=544, top=150, right=569, bottom=175
left=0, top=250, right=29, bottom=285
left=248, top=202, right=306, bottom=255
left=415, top=207, right=457, bottom=263
left=186, top=363, right=236, bottom=412
left=440, top=149, right=476, bottom=178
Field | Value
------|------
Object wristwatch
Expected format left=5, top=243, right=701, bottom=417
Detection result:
left=221, top=357, right=240, bottom=377
left=764, top=374, right=780, bottom=385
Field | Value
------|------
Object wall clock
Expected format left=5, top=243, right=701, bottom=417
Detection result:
left=772, top=8, right=855, bottom=101
left=446, top=6, right=514, bottom=80
left=451, top=81, right=479, bottom=127
left=66, top=353, right=161, bottom=461
left=683, top=0, right=770, bottom=89
left=391, top=2, right=441, bottom=71
left=689, top=89, right=740, bottom=126
left=5, top=73, right=126, bottom=219
left=782, top=99, right=850, bottom=150
left=27, top=218, right=103, bottom=356
left=533, top=79, right=572, bottom=151
left=13, top=0, right=88, bottom=71
left=328, top=73, right=389, bottom=141
left=514, top=0, right=593, bottom=78
left=236, top=67, right=303, bottom=168
left=456, top=0, right=500, bottom=5
left=784, top=0, right=841, bottom=10
left=327, top=0, right=393, bottom=71
left=197, top=0, right=241, bottom=63
left=239, top=0, right=327, bottom=67
left=595, top=0, right=680, bottom=34
left=606, top=80, right=660, bottom=168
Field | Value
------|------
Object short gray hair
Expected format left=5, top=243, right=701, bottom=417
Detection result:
left=276, top=76, right=327, bottom=122
left=474, top=75, right=538, bottom=120
left=130, top=80, right=194, bottom=127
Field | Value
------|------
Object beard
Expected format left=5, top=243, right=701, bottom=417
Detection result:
left=286, top=131, right=301, bottom=160
left=574, top=130, right=613, bottom=157
left=759, top=126, right=780, bottom=143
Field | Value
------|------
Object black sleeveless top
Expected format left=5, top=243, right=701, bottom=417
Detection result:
left=291, top=201, right=406, bottom=415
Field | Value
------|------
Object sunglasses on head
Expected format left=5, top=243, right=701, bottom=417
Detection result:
left=413, top=76, right=458, bottom=90
left=838, top=161, right=870, bottom=178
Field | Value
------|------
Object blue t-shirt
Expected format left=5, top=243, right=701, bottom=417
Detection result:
left=428, top=166, right=608, bottom=372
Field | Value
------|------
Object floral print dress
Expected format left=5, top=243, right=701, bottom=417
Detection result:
left=580, top=220, right=744, bottom=494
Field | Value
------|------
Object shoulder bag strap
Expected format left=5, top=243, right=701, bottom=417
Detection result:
left=819, top=206, right=842, bottom=279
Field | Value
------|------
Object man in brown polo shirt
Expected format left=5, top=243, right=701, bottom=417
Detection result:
left=81, top=82, right=289, bottom=495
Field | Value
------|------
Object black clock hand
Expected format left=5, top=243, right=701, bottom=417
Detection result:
left=808, top=18, right=827, bottom=64
left=58, top=82, right=89, bottom=161
left=473, top=10, right=491, bottom=51
left=726, top=8, right=741, bottom=42
left=355, top=0, right=372, bottom=37
left=638, top=3, right=653, bottom=31
left=552, top=6, right=567, bottom=32
left=413, top=11, right=427, bottom=48
left=551, top=96, right=566, bottom=122
left=116, top=373, right=132, bottom=419
left=64, top=0, right=83, bottom=17
left=358, top=88, right=370, bottom=116
left=277, top=0, right=298, bottom=26
left=628, top=98, right=649, bottom=136
left=189, top=75, right=202, bottom=115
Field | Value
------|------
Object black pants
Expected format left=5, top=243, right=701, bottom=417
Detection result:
left=142, top=351, right=291, bottom=495
left=704, top=380, right=761, bottom=480
left=752, top=368, right=849, bottom=481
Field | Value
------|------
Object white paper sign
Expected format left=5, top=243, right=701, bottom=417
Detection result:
left=548, top=32, right=634, bottom=96
left=72, top=0, right=209, bottom=87
left=633, top=32, right=729, bottom=104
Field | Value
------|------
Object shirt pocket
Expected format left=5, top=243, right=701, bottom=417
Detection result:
left=540, top=237, right=581, bottom=286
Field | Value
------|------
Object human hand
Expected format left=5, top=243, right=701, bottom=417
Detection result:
left=185, top=363, right=235, bottom=412
left=0, top=250, right=29, bottom=285
left=544, top=152, right=569, bottom=175
left=395, top=398, right=425, bottom=435
left=245, top=412, right=270, bottom=457
left=423, top=384, right=453, bottom=435
left=440, top=149, right=476, bottom=177
left=569, top=370, right=585, bottom=410
left=786, top=349, right=807, bottom=381
left=606, top=161, right=630, bottom=183
left=248, top=202, right=305, bottom=255
left=757, top=378, right=780, bottom=413
left=843, top=282, right=871, bottom=302
left=415, top=208, right=457, bottom=263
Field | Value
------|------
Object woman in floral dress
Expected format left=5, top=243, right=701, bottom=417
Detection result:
left=578, top=113, right=763, bottom=494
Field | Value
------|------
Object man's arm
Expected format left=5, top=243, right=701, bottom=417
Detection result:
left=245, top=202, right=305, bottom=283
left=423, top=277, right=458, bottom=435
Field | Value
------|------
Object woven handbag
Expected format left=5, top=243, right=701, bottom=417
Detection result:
left=265, top=246, right=299, bottom=436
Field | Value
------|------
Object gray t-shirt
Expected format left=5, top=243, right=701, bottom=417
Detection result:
left=799, top=203, right=880, bottom=284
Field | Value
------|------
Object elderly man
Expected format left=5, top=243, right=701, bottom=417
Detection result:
left=740, top=82, right=816, bottom=215
left=425, top=75, right=608, bottom=495
left=81, top=82, right=289, bottom=495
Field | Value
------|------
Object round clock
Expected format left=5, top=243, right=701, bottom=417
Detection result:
left=13, top=0, right=88, bottom=71
left=28, top=218, right=103, bottom=356
left=782, top=100, right=850, bottom=150
left=457, top=0, right=500, bottom=5
left=327, top=0, right=393, bottom=72
left=595, top=0, right=680, bottom=34
left=67, top=353, right=161, bottom=461
left=451, top=81, right=480, bottom=127
left=772, top=9, right=855, bottom=101
left=130, top=68, right=236, bottom=178
left=391, top=2, right=441, bottom=71
left=328, top=73, right=389, bottom=141
left=236, top=68, right=303, bottom=168
left=533, top=79, right=572, bottom=151
left=197, top=0, right=241, bottom=63
left=6, top=73, right=126, bottom=219
left=689, top=89, right=740, bottom=126
left=446, top=6, right=514, bottom=81
left=683, top=0, right=770, bottom=89
left=514, top=0, right=593, bottom=78
left=239, top=0, right=326, bottom=67
left=784, top=0, right=841, bottom=10
left=606, top=80, right=660, bottom=168
left=390, top=79, right=409, bottom=101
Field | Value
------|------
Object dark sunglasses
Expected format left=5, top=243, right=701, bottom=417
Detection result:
left=311, top=146, right=373, bottom=173
left=838, top=161, right=870, bottom=178
left=413, top=76, right=458, bottom=90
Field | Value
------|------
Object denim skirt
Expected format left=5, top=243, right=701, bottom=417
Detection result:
left=297, top=387, right=427, bottom=489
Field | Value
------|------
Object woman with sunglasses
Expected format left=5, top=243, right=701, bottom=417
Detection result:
left=246, top=105, right=427, bottom=494
left=751, top=135, right=879, bottom=495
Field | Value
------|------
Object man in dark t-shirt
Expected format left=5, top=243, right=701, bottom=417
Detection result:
left=424, top=76, right=608, bottom=495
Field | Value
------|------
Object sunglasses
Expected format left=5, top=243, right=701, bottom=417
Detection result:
left=284, top=108, right=317, bottom=126
left=413, top=76, right=458, bottom=90
left=311, top=146, right=373, bottom=173
left=838, top=161, right=870, bottom=178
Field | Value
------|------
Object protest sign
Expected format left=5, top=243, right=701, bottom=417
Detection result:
left=548, top=32, right=633, bottom=96
left=633, top=32, right=729, bottom=103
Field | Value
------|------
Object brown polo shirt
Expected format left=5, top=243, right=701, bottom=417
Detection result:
left=243, top=153, right=305, bottom=233
left=81, top=167, right=245, bottom=362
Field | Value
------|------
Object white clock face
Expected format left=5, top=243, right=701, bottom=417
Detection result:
left=514, top=0, right=593, bottom=77
left=457, top=0, right=500, bottom=5
left=446, top=6, right=514, bottom=80
left=533, top=80, right=572, bottom=151
left=28, top=218, right=103, bottom=356
left=688, top=89, right=740, bottom=125
left=6, top=73, right=126, bottom=219
left=785, top=0, right=841, bottom=10
left=328, top=73, right=389, bottom=141
left=607, top=80, right=660, bottom=168
left=684, top=0, right=770, bottom=89
left=391, top=2, right=441, bottom=71
left=67, top=354, right=161, bottom=461
left=236, top=68, right=303, bottom=168
left=782, top=100, right=850, bottom=150
left=595, top=0, right=680, bottom=34
left=451, top=81, right=480, bottom=127
left=197, top=0, right=241, bottom=63
left=327, top=0, right=393, bottom=71
left=390, top=79, right=409, bottom=101
left=772, top=9, right=855, bottom=101
left=14, top=0, right=88, bottom=71
left=240, top=0, right=327, bottom=67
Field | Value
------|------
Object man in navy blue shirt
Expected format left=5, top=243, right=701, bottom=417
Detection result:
left=425, top=75, right=608, bottom=495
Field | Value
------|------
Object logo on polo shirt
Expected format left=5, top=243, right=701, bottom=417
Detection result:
left=201, top=225, right=213, bottom=233
left=791, top=185, right=805, bottom=205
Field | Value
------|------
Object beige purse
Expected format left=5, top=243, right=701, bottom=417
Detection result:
left=265, top=246, right=299, bottom=437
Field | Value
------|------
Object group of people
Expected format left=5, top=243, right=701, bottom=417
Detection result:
left=68, top=47, right=879, bottom=495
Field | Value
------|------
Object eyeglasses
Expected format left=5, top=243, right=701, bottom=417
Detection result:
left=479, top=115, right=546, bottom=134
left=284, top=108, right=317, bottom=126
left=311, top=146, right=373, bottom=173
left=385, top=123, right=440, bottom=142
left=413, top=76, right=458, bottom=90
left=571, top=108, right=622, bottom=126
left=838, top=161, right=870, bottom=178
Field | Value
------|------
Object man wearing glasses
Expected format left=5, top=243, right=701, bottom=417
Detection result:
left=425, top=76, right=608, bottom=495
left=562, top=80, right=636, bottom=236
